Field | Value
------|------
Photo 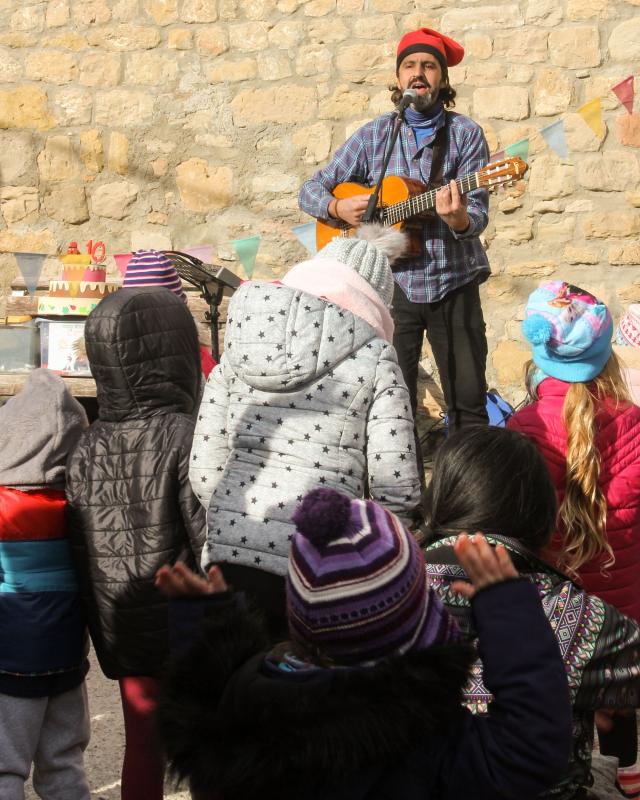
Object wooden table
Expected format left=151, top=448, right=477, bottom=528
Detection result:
left=0, top=372, right=96, bottom=397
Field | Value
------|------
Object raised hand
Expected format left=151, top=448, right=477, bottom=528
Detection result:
left=435, top=179, right=470, bottom=232
left=155, top=561, right=228, bottom=597
left=329, top=194, right=371, bottom=227
left=451, top=533, right=518, bottom=600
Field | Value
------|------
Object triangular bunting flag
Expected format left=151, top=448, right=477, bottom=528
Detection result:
left=15, top=252, right=46, bottom=296
left=185, top=244, right=213, bottom=263
left=612, top=76, right=635, bottom=114
left=577, top=98, right=605, bottom=140
left=490, top=149, right=506, bottom=162
left=292, top=222, right=318, bottom=255
left=231, top=235, right=261, bottom=279
left=113, top=253, right=133, bottom=278
left=504, top=138, right=529, bottom=161
left=541, top=120, right=568, bottom=158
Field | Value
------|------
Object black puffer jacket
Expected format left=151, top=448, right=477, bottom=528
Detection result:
left=66, top=287, right=206, bottom=679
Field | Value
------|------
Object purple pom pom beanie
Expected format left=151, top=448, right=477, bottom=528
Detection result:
left=287, top=487, right=459, bottom=665
left=522, top=280, right=613, bottom=383
left=123, top=250, right=187, bottom=303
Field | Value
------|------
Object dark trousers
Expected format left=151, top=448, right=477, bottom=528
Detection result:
left=598, top=712, right=638, bottom=769
left=392, top=279, right=489, bottom=435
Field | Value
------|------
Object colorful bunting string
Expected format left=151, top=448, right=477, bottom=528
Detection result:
left=14, top=253, right=46, bottom=296
left=504, top=138, right=529, bottom=161
left=612, top=76, right=635, bottom=115
left=231, top=235, right=261, bottom=279
left=540, top=120, right=568, bottom=159
left=113, top=253, right=133, bottom=278
left=577, top=98, right=605, bottom=140
left=184, top=244, right=214, bottom=263
left=292, top=222, right=318, bottom=256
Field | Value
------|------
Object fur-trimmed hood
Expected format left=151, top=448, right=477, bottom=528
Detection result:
left=158, top=595, right=474, bottom=800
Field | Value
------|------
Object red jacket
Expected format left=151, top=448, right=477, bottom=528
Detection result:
left=509, top=377, right=640, bottom=623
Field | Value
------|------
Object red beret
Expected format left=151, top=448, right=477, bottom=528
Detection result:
left=396, top=28, right=465, bottom=72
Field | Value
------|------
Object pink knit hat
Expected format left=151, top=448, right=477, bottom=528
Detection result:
left=123, top=250, right=187, bottom=303
left=617, top=304, right=640, bottom=348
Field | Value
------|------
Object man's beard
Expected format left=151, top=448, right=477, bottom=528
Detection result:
left=411, top=86, right=440, bottom=113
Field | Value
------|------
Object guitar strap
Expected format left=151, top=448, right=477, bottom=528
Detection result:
left=427, top=111, right=448, bottom=189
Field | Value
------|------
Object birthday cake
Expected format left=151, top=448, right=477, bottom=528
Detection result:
left=37, top=254, right=118, bottom=316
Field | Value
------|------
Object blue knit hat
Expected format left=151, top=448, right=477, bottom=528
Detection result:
left=522, top=281, right=613, bottom=383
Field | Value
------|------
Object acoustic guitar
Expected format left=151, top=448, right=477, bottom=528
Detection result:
left=315, top=156, right=528, bottom=251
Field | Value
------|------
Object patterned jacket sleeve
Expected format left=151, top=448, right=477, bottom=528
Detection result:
left=449, top=121, right=490, bottom=241
left=298, top=128, right=369, bottom=221
left=189, top=365, right=231, bottom=511
left=573, top=595, right=640, bottom=710
left=365, top=345, right=421, bottom=523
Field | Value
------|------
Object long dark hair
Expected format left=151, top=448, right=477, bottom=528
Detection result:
left=424, top=427, right=557, bottom=553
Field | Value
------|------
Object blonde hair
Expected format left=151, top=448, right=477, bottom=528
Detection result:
left=525, top=353, right=631, bottom=575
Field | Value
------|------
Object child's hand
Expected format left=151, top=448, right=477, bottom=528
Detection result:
left=155, top=562, right=227, bottom=597
left=451, top=533, right=518, bottom=600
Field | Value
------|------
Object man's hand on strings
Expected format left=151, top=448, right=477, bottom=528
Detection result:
left=328, top=194, right=370, bottom=227
left=435, top=179, right=470, bottom=232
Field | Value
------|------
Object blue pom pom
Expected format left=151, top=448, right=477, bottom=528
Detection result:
left=292, top=488, right=351, bottom=545
left=522, top=314, right=553, bottom=345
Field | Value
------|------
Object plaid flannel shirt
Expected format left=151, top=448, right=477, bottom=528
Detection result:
left=299, top=110, right=491, bottom=304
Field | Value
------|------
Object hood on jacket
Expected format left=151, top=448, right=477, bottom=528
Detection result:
left=84, top=287, right=201, bottom=422
left=0, top=368, right=88, bottom=490
left=223, top=281, right=379, bottom=392
left=159, top=597, right=474, bottom=800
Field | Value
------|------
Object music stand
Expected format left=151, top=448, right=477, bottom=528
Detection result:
left=163, top=251, right=240, bottom=362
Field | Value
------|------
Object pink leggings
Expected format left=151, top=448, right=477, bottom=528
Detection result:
left=118, top=676, right=165, bottom=800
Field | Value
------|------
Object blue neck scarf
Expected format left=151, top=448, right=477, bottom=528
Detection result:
left=404, top=103, right=445, bottom=148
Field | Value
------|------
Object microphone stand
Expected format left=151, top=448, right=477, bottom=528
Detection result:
left=361, top=105, right=408, bottom=224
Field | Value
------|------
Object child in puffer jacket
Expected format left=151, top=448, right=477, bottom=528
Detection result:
left=507, top=281, right=640, bottom=796
left=155, top=486, right=572, bottom=800
left=189, top=224, right=421, bottom=634
left=0, top=369, right=90, bottom=800
left=66, top=287, right=207, bottom=800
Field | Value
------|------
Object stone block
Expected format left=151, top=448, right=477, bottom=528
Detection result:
left=319, top=85, right=369, bottom=119
left=107, top=132, right=128, bottom=175
left=143, top=0, right=177, bottom=24
left=473, top=87, right=529, bottom=121
left=113, top=0, right=139, bottom=21
left=176, top=159, right=233, bottom=212
left=304, top=0, right=335, bottom=16
left=43, top=185, right=89, bottom=224
left=292, top=121, right=332, bottom=164
left=492, top=339, right=530, bottom=387
left=525, top=0, right=563, bottom=25
left=91, top=180, right=138, bottom=219
left=564, top=245, right=599, bottom=264
left=252, top=171, right=298, bottom=193
left=0, top=186, right=39, bottom=225
left=308, top=18, right=349, bottom=43
left=125, top=52, right=179, bottom=85
left=495, top=217, right=534, bottom=242
left=537, top=216, right=575, bottom=241
left=46, top=0, right=70, bottom=27
left=608, top=17, right=640, bottom=62
left=0, top=50, right=22, bottom=82
left=239, top=0, right=277, bottom=18
left=352, top=15, right=396, bottom=40
left=80, top=129, right=103, bottom=173
left=229, top=22, right=268, bottom=51
left=0, top=230, right=57, bottom=254
left=168, top=29, right=192, bottom=49
left=268, top=20, right=305, bottom=49
left=53, top=87, right=93, bottom=125
left=506, top=259, right=555, bottom=277
left=583, top=212, right=640, bottom=239
left=130, top=228, right=173, bottom=251
left=0, top=132, right=36, bottom=183
left=506, top=64, right=534, bottom=84
left=11, top=6, right=45, bottom=32
left=87, top=24, right=160, bottom=50
left=626, top=191, right=640, bottom=208
left=0, top=86, right=54, bottom=131
left=43, top=31, right=87, bottom=50
left=79, top=53, right=121, bottom=87
left=336, top=42, right=394, bottom=83
left=528, top=156, right=574, bottom=199
left=207, top=58, right=257, bottom=83
left=37, top=135, right=81, bottom=182
left=338, top=0, right=363, bottom=13
left=563, top=112, right=602, bottom=152
left=258, top=52, right=292, bottom=81
left=463, top=63, right=506, bottom=87
left=0, top=33, right=39, bottom=48
left=616, top=114, right=640, bottom=148
left=219, top=0, right=239, bottom=17
left=181, top=0, right=218, bottom=21
left=584, top=74, right=627, bottom=111
left=567, top=0, right=608, bottom=19
left=196, top=27, right=228, bottom=55
left=578, top=152, right=640, bottom=192
left=493, top=30, right=548, bottom=63
left=95, top=90, right=154, bottom=127
left=609, top=244, right=640, bottom=266
left=72, top=0, right=112, bottom=25
left=533, top=68, right=573, bottom=116
left=464, top=33, right=492, bottom=59
left=25, top=51, right=78, bottom=84
left=231, top=85, right=316, bottom=126
left=296, top=45, right=331, bottom=77
left=441, top=4, right=523, bottom=31
left=549, top=26, right=600, bottom=68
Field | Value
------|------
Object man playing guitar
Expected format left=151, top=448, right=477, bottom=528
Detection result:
left=299, top=27, right=491, bottom=446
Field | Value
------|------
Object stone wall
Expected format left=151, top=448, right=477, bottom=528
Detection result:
left=1, top=0, right=639, bottom=405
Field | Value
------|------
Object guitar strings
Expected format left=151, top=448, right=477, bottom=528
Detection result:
left=382, top=174, right=479, bottom=226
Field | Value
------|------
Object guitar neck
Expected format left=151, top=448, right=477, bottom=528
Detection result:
left=382, top=172, right=480, bottom=226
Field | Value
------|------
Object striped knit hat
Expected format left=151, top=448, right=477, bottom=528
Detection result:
left=123, top=250, right=187, bottom=303
left=287, top=487, right=459, bottom=665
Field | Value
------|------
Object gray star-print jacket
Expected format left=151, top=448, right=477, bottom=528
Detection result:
left=190, top=280, right=421, bottom=576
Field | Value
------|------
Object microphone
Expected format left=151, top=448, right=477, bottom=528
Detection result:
left=397, top=88, right=418, bottom=113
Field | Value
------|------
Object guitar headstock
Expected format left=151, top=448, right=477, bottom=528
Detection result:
left=478, top=157, right=528, bottom=191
